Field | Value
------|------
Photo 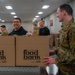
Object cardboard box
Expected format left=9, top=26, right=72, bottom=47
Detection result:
left=49, top=34, right=53, bottom=47
left=50, top=33, right=59, bottom=46
left=0, top=36, right=15, bottom=66
left=54, top=34, right=59, bottom=46
left=16, top=36, right=50, bottom=66
left=55, top=38, right=59, bottom=48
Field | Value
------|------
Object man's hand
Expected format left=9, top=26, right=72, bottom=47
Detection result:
left=44, top=57, right=56, bottom=65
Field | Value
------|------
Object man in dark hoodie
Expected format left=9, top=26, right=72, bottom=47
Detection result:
left=39, top=20, right=50, bottom=36
left=9, top=18, right=27, bottom=36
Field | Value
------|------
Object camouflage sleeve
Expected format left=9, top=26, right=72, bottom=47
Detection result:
left=55, top=27, right=75, bottom=64
left=2, top=32, right=8, bottom=36
left=68, top=27, right=75, bottom=63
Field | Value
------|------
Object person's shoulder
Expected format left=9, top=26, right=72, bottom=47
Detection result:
left=9, top=32, right=13, bottom=35
left=70, top=21, right=75, bottom=29
left=44, top=26, right=48, bottom=29
left=44, top=26, right=50, bottom=30
left=68, top=21, right=75, bottom=33
left=20, top=26, right=23, bottom=29
left=71, top=19, right=75, bottom=24
left=20, top=26, right=27, bottom=33
left=44, top=26, right=47, bottom=28
left=8, top=29, right=14, bottom=35
left=19, top=26, right=25, bottom=31
left=20, top=26, right=25, bottom=30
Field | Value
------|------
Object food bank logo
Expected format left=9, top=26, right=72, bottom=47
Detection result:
left=23, top=50, right=41, bottom=60
left=0, top=50, right=6, bottom=63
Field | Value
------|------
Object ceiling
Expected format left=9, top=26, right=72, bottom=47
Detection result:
left=0, top=0, right=71, bottom=22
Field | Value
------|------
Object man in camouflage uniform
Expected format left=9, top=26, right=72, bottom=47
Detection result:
left=44, top=4, right=75, bottom=75
left=0, top=25, right=8, bottom=36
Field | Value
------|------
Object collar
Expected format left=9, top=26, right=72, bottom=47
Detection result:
left=63, top=18, right=74, bottom=31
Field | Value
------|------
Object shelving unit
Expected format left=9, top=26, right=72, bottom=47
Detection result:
left=0, top=67, right=40, bottom=74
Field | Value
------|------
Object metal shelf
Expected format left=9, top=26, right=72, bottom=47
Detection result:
left=0, top=66, right=40, bottom=74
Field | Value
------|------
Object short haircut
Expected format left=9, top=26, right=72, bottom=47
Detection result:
left=13, top=18, right=21, bottom=23
left=59, top=4, right=73, bottom=16
left=1, top=25, right=6, bottom=28
left=40, top=20, right=45, bottom=23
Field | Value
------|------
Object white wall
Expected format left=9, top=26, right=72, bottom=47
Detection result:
left=49, top=12, right=62, bottom=33
left=0, top=22, right=33, bottom=33
left=22, top=22, right=33, bottom=32
left=44, top=16, right=50, bottom=30
left=44, top=12, right=62, bottom=34
left=69, top=0, right=75, bottom=19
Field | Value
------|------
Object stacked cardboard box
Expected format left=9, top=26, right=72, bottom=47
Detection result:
left=55, top=38, right=60, bottom=48
left=16, top=36, right=50, bottom=66
left=0, top=36, right=50, bottom=66
left=49, top=34, right=53, bottom=47
left=54, top=34, right=59, bottom=48
left=50, top=33, right=59, bottom=47
left=0, top=36, right=15, bottom=66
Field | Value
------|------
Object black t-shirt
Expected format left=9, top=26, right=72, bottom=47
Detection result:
left=39, top=27, right=50, bottom=36
left=9, top=26, right=27, bottom=35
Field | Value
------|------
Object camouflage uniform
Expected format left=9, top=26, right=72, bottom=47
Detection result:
left=1, top=30, right=8, bottom=36
left=56, top=19, right=75, bottom=75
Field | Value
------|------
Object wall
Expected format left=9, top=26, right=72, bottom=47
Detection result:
left=44, top=11, right=62, bottom=34
left=22, top=22, right=33, bottom=32
left=69, top=0, right=75, bottom=19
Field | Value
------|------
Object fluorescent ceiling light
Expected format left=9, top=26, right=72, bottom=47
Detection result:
left=11, top=12, right=16, bottom=15
left=35, top=16, right=39, bottom=18
left=13, top=16, right=18, bottom=18
left=38, top=12, right=43, bottom=14
left=2, top=20, right=5, bottom=22
left=5, top=6, right=13, bottom=9
left=42, top=5, right=49, bottom=9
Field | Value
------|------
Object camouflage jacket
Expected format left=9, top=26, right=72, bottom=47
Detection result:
left=56, top=19, right=75, bottom=75
left=1, top=30, right=8, bottom=36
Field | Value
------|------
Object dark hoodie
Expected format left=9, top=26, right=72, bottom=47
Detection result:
left=9, top=26, right=27, bottom=35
